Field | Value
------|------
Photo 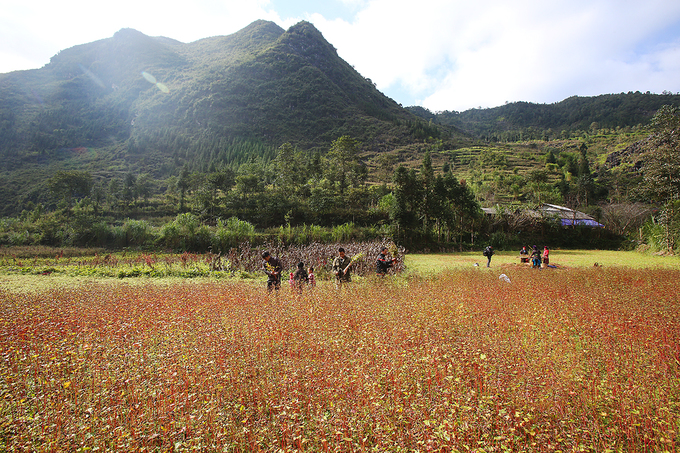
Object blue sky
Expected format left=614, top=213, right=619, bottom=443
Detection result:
left=2, top=0, right=679, bottom=111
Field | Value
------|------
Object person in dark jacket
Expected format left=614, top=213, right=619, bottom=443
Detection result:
left=262, top=251, right=283, bottom=292
left=376, top=247, right=396, bottom=276
left=332, top=247, right=352, bottom=289
left=483, top=245, right=494, bottom=267
left=293, top=262, right=309, bottom=294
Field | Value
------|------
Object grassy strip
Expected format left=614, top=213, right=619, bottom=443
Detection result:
left=405, top=249, right=680, bottom=275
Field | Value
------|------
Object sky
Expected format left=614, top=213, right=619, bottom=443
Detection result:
left=2, top=0, right=680, bottom=112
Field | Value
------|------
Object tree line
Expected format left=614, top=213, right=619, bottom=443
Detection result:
left=0, top=133, right=485, bottom=251
left=3, top=102, right=680, bottom=253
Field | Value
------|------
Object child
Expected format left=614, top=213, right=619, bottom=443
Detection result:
left=531, top=245, right=542, bottom=269
left=293, top=262, right=309, bottom=294
left=542, top=246, right=550, bottom=266
left=288, top=272, right=295, bottom=290
left=308, top=266, right=316, bottom=288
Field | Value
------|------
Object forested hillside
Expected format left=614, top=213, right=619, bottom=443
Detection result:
left=409, top=92, right=680, bottom=142
left=0, top=20, right=445, bottom=216
left=1, top=20, right=679, bottom=252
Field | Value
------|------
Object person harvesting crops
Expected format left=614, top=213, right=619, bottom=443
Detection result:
left=376, top=246, right=397, bottom=276
left=531, top=245, right=542, bottom=269
left=519, top=245, right=530, bottom=264
left=293, top=262, right=309, bottom=294
left=262, top=251, right=283, bottom=292
left=332, top=247, right=352, bottom=289
left=308, top=266, right=316, bottom=288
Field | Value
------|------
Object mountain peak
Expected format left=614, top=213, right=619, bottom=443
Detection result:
left=113, top=28, right=148, bottom=40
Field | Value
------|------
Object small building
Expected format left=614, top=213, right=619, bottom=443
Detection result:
left=538, top=203, right=604, bottom=228
left=481, top=204, right=604, bottom=228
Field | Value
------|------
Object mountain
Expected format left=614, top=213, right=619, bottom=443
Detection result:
left=1, top=20, right=677, bottom=223
left=409, top=92, right=680, bottom=141
left=0, top=20, right=439, bottom=174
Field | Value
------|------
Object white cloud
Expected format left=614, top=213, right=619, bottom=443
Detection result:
left=0, top=0, right=290, bottom=73
left=313, top=0, right=680, bottom=110
left=2, top=0, right=680, bottom=111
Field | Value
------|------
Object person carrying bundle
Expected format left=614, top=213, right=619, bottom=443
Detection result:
left=262, top=251, right=283, bottom=292
left=332, top=247, right=352, bottom=289
left=483, top=245, right=494, bottom=267
left=376, top=246, right=397, bottom=276
left=333, top=247, right=352, bottom=289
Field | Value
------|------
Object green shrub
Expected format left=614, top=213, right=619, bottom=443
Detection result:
left=213, top=217, right=255, bottom=252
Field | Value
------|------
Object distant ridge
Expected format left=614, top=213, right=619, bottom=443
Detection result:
left=409, top=92, right=680, bottom=141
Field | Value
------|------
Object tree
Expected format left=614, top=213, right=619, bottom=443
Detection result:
left=107, top=178, right=121, bottom=211
left=272, top=143, right=295, bottom=189
left=640, top=105, right=680, bottom=250
left=391, top=166, right=422, bottom=242
left=376, top=153, right=397, bottom=186
left=235, top=174, right=262, bottom=201
left=122, top=172, right=137, bottom=204
left=47, top=170, right=93, bottom=209
left=641, top=105, right=680, bottom=204
left=545, top=150, right=557, bottom=164
left=324, top=136, right=366, bottom=195
left=442, top=174, right=481, bottom=247
left=91, top=182, right=105, bottom=215
left=272, top=142, right=304, bottom=194
left=136, top=173, right=153, bottom=203
left=177, top=165, right=191, bottom=211
left=419, top=151, right=435, bottom=234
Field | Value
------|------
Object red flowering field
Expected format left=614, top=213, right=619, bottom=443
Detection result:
left=1, top=266, right=679, bottom=451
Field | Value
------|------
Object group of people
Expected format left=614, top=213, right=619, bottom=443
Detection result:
left=520, top=245, right=549, bottom=268
left=483, top=244, right=550, bottom=268
left=261, top=246, right=397, bottom=293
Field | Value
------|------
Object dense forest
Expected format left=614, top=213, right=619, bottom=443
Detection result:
left=1, top=21, right=679, bottom=253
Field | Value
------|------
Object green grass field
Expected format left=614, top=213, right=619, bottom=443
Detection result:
left=405, top=250, right=680, bottom=275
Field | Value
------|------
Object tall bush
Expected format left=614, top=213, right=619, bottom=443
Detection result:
left=213, top=217, right=255, bottom=253
left=158, top=213, right=204, bottom=251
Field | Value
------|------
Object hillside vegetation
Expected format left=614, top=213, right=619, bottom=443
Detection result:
left=410, top=92, right=680, bottom=141
left=1, top=20, right=679, bottom=252
left=0, top=20, right=443, bottom=215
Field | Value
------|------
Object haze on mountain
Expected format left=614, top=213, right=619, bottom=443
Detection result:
left=0, top=20, right=434, bottom=167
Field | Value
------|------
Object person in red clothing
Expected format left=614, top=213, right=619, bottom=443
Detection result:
left=542, top=246, right=550, bottom=266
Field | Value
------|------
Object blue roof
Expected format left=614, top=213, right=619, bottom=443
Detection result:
left=560, top=218, right=604, bottom=227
